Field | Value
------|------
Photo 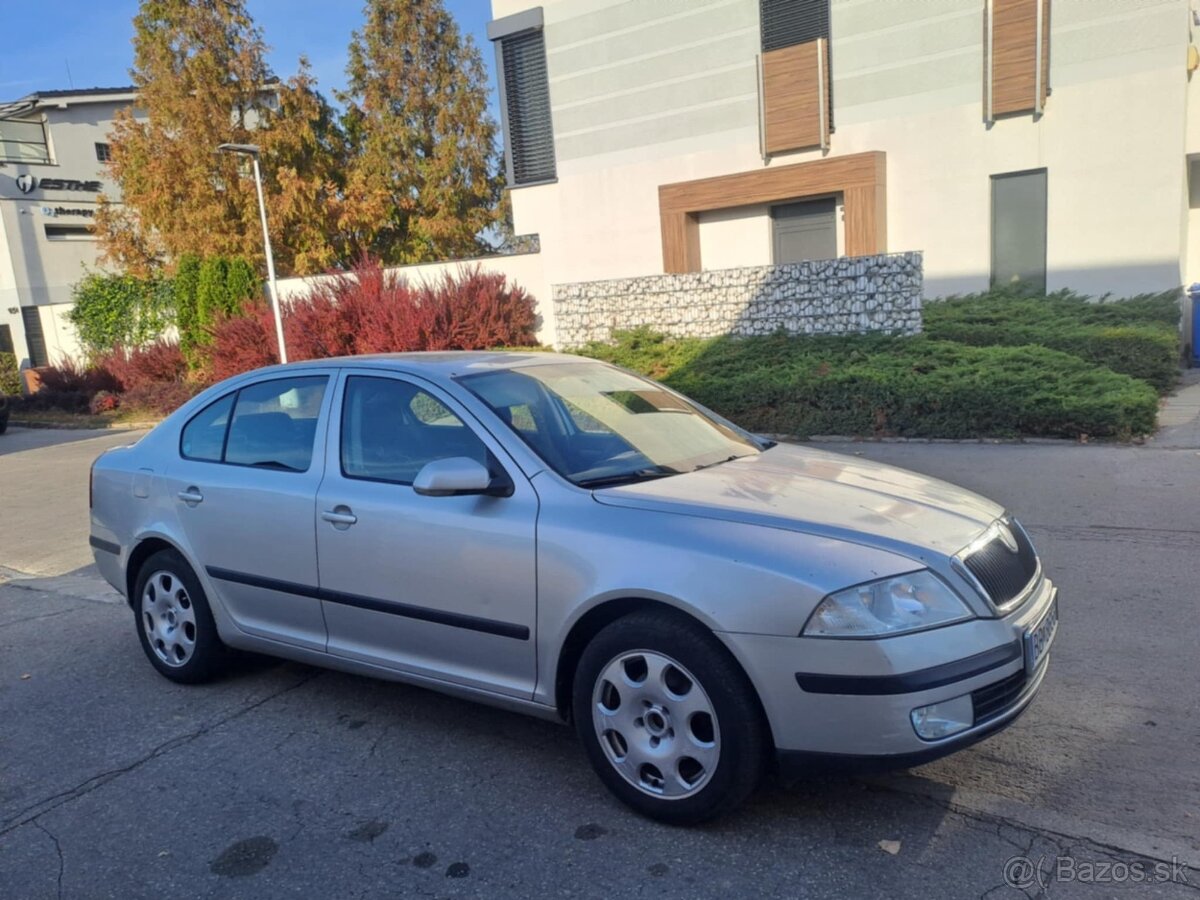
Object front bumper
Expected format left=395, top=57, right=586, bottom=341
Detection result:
left=717, top=575, right=1057, bottom=772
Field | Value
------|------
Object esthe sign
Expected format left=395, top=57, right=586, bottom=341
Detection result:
left=12, top=175, right=101, bottom=194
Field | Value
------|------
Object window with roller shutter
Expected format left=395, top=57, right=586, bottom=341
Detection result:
left=494, top=22, right=556, bottom=187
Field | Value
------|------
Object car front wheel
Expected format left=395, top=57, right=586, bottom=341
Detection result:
left=573, top=609, right=767, bottom=824
left=133, top=549, right=228, bottom=684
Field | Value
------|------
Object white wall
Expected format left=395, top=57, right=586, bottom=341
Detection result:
left=698, top=205, right=771, bottom=270
left=39, top=302, right=83, bottom=365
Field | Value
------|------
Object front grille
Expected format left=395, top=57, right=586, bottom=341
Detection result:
left=972, top=669, right=1026, bottom=724
left=962, top=519, right=1039, bottom=607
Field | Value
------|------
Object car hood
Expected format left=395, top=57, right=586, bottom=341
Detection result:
left=592, top=443, right=1004, bottom=561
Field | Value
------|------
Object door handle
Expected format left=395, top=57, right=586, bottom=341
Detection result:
left=177, top=487, right=204, bottom=505
left=321, top=507, right=357, bottom=527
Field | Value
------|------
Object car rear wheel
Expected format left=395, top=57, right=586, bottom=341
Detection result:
left=573, top=609, right=767, bottom=824
left=134, top=549, right=228, bottom=684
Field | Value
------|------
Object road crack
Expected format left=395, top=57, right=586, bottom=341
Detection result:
left=1, top=670, right=322, bottom=836
left=33, top=820, right=64, bottom=900
left=0, top=607, right=80, bottom=631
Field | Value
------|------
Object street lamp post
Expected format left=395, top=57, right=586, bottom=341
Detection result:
left=217, top=142, right=287, bottom=364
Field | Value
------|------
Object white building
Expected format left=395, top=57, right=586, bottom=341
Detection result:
left=478, top=0, right=1200, bottom=346
left=0, top=87, right=142, bottom=367
left=9, top=3, right=1200, bottom=363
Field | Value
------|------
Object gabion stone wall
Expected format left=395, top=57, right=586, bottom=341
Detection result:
left=552, top=252, right=923, bottom=348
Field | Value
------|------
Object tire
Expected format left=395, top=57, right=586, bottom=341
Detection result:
left=0, top=412, right=8, bottom=435
left=572, top=608, right=768, bottom=824
left=133, top=549, right=229, bottom=684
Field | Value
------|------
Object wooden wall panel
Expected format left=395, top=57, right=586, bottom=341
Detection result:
left=659, top=151, right=886, bottom=272
left=1040, top=0, right=1051, bottom=108
left=763, top=39, right=829, bottom=153
left=991, top=0, right=1049, bottom=117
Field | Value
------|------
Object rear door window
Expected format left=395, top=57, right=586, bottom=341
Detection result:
left=224, top=377, right=328, bottom=471
left=180, top=376, right=328, bottom=471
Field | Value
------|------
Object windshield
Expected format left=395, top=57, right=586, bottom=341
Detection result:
left=459, top=362, right=760, bottom=487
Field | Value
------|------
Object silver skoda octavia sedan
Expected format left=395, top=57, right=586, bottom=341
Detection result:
left=90, top=352, right=1058, bottom=823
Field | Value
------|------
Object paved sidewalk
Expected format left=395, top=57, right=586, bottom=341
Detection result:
left=0, top=427, right=146, bottom=579
left=1153, top=369, right=1200, bottom=448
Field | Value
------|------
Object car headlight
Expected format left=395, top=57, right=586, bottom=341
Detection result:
left=802, top=570, right=974, bottom=638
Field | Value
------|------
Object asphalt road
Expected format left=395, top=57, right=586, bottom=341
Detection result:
left=1, top=426, right=1198, bottom=898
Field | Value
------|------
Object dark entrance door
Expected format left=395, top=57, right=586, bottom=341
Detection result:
left=772, top=198, right=837, bottom=263
left=20, top=307, right=48, bottom=367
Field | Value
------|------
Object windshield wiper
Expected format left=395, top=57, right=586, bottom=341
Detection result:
left=689, top=454, right=754, bottom=473
left=576, top=468, right=676, bottom=489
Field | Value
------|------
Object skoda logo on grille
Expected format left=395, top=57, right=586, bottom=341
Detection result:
left=996, top=522, right=1019, bottom=553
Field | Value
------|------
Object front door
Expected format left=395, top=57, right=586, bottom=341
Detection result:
left=772, top=197, right=837, bottom=263
left=315, top=371, right=538, bottom=698
left=164, top=372, right=333, bottom=651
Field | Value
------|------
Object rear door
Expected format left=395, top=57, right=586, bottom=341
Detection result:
left=164, top=372, right=334, bottom=651
left=315, top=371, right=538, bottom=698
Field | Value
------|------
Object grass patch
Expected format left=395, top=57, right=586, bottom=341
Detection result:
left=580, top=328, right=1159, bottom=440
left=924, top=289, right=1181, bottom=393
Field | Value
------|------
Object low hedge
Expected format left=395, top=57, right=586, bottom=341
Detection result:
left=924, top=290, right=1181, bottom=392
left=0, top=351, right=20, bottom=396
left=580, top=329, right=1158, bottom=440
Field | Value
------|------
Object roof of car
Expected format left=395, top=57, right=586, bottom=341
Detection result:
left=255, top=350, right=592, bottom=378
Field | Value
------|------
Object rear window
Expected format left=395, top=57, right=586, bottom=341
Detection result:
left=180, top=376, right=328, bottom=471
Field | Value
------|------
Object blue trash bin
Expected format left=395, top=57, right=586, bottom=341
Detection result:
left=1191, top=284, right=1200, bottom=367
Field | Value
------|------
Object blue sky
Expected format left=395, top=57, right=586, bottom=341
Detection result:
left=1, top=0, right=498, bottom=115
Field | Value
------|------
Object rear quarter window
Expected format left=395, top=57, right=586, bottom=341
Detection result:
left=180, top=393, right=235, bottom=462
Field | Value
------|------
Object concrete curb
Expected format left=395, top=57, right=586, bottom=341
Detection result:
left=764, top=433, right=1130, bottom=447
left=10, top=418, right=159, bottom=431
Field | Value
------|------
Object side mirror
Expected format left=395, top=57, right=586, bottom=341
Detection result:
left=413, top=457, right=500, bottom=497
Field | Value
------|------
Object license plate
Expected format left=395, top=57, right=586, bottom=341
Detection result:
left=1024, top=593, right=1058, bottom=672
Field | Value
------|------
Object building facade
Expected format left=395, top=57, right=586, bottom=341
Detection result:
left=486, top=0, right=1200, bottom=344
left=0, top=87, right=141, bottom=367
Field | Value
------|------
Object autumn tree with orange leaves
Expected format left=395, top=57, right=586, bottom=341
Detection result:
left=97, top=0, right=503, bottom=278
left=338, top=0, right=504, bottom=265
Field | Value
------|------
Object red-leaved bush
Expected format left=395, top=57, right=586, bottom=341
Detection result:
left=39, top=356, right=121, bottom=395
left=121, top=380, right=198, bottom=416
left=89, top=390, right=120, bottom=414
left=96, top=341, right=188, bottom=392
left=206, top=259, right=537, bottom=381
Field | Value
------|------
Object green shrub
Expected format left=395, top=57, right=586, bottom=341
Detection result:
left=924, top=289, right=1181, bottom=392
left=0, top=351, right=20, bottom=396
left=224, top=257, right=261, bottom=316
left=580, top=330, right=1158, bottom=440
left=196, top=256, right=230, bottom=333
left=177, top=255, right=260, bottom=367
left=68, top=273, right=175, bottom=356
left=174, top=253, right=203, bottom=361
